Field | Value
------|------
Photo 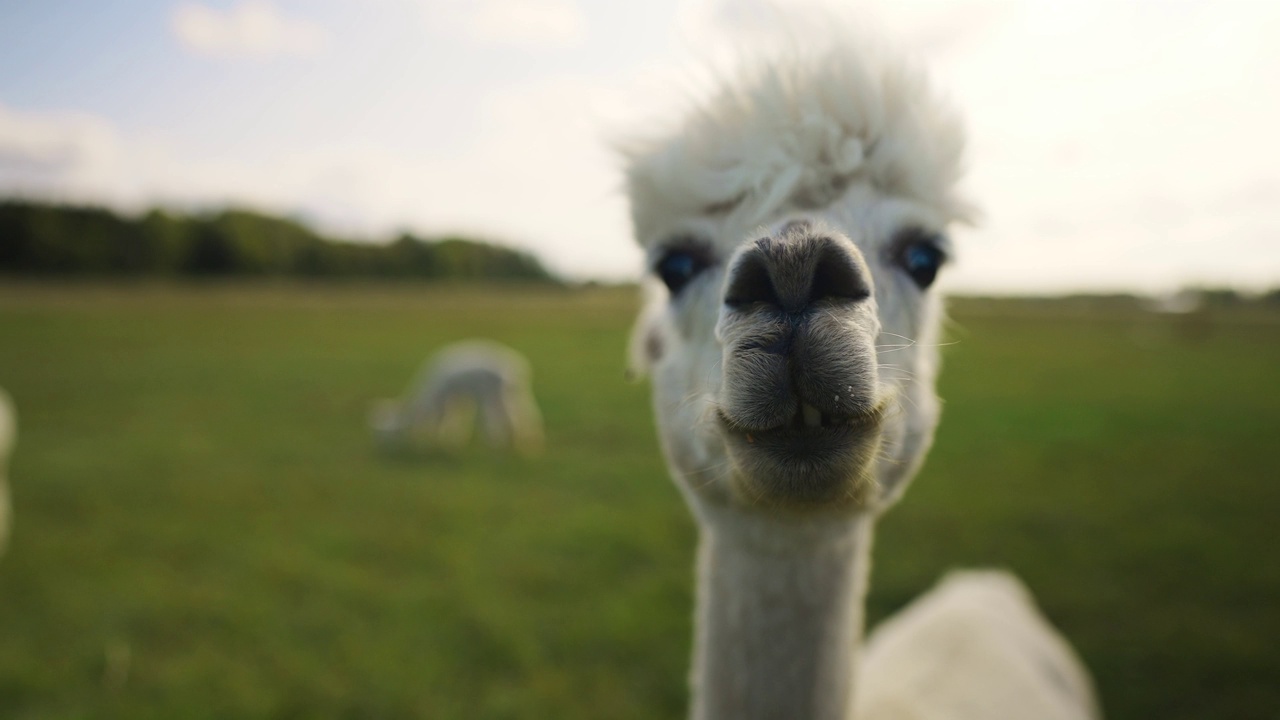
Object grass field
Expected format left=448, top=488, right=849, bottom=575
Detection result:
left=0, top=282, right=1276, bottom=719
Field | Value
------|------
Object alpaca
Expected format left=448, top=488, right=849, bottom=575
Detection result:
left=370, top=340, right=543, bottom=456
left=621, top=19, right=1099, bottom=720
left=0, top=387, right=14, bottom=557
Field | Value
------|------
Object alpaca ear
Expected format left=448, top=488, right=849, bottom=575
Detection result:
left=625, top=315, right=658, bottom=382
left=626, top=283, right=668, bottom=381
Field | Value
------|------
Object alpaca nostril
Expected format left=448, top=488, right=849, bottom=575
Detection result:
left=723, top=243, right=780, bottom=308
left=724, top=231, right=870, bottom=313
left=810, top=242, right=871, bottom=304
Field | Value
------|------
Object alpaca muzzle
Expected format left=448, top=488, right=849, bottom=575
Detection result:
left=714, top=221, right=886, bottom=508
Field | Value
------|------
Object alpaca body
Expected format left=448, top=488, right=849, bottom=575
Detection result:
left=856, top=571, right=1100, bottom=720
left=622, top=11, right=1098, bottom=719
left=371, top=340, right=543, bottom=455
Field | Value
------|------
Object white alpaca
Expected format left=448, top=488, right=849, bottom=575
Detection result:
left=0, top=388, right=15, bottom=557
left=622, top=18, right=1099, bottom=720
left=370, top=340, right=543, bottom=456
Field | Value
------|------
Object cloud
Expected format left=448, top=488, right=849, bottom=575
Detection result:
left=0, top=104, right=125, bottom=201
left=0, top=102, right=311, bottom=214
left=934, top=0, right=1280, bottom=293
left=7, top=1, right=1279, bottom=289
left=675, top=0, right=1012, bottom=59
left=232, top=76, right=638, bottom=278
left=870, top=0, right=1016, bottom=60
left=416, top=0, right=588, bottom=49
left=467, top=0, right=587, bottom=47
left=172, top=1, right=328, bottom=59
left=0, top=83, right=639, bottom=281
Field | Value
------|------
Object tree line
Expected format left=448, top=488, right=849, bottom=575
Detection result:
left=0, top=199, right=557, bottom=283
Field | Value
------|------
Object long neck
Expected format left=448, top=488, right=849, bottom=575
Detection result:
left=690, top=510, right=875, bottom=720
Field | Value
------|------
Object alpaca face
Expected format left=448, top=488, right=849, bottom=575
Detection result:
left=624, top=46, right=967, bottom=515
left=631, top=187, right=949, bottom=513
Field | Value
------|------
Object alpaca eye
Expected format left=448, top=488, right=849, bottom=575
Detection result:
left=895, top=231, right=946, bottom=289
left=656, top=246, right=711, bottom=296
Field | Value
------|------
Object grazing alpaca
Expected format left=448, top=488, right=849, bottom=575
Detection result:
left=0, top=388, right=14, bottom=557
left=370, top=340, right=543, bottom=456
left=621, top=20, right=1099, bottom=720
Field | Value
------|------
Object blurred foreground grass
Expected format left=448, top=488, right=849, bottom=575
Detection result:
left=0, top=283, right=1276, bottom=719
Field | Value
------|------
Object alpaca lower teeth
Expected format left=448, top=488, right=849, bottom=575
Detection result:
left=802, top=403, right=822, bottom=428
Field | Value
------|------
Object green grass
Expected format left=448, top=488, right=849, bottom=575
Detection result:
left=0, top=283, right=1276, bottom=719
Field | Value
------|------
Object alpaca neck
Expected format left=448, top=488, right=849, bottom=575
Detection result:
left=691, top=509, right=875, bottom=720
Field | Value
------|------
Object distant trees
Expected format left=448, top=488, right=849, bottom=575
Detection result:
left=0, top=200, right=557, bottom=283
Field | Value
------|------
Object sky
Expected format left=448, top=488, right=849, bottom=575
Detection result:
left=0, top=0, right=1277, bottom=293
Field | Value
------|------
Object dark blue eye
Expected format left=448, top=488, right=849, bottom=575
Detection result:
left=656, top=245, right=711, bottom=296
left=896, top=232, right=946, bottom=289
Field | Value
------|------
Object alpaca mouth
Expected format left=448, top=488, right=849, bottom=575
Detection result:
left=718, top=399, right=886, bottom=438
left=716, top=400, right=887, bottom=507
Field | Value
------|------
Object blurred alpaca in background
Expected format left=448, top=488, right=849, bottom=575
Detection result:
left=0, top=388, right=15, bottom=557
left=370, top=341, right=543, bottom=457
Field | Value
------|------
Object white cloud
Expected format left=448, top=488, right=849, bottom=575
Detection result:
left=237, top=77, right=638, bottom=279
left=415, top=0, right=588, bottom=49
left=172, top=1, right=328, bottom=59
left=6, top=1, right=1280, bottom=289
left=411, top=76, right=637, bottom=277
left=674, top=0, right=1013, bottom=59
left=0, top=104, right=126, bottom=202
left=0, top=102, right=325, bottom=216
left=0, top=81, right=639, bottom=281
left=867, top=0, right=1016, bottom=60
left=935, top=1, right=1280, bottom=293
left=467, top=0, right=587, bottom=47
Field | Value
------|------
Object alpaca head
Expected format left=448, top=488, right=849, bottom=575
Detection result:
left=624, top=35, right=971, bottom=517
left=369, top=398, right=406, bottom=447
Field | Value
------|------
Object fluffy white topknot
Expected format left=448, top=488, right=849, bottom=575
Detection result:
left=621, top=13, right=972, bottom=249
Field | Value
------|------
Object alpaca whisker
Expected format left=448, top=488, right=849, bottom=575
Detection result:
left=880, top=329, right=960, bottom=345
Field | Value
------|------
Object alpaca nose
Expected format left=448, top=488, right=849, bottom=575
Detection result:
left=723, top=221, right=871, bottom=313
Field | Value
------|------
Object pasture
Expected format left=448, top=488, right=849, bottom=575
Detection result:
left=0, top=283, right=1275, bottom=719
